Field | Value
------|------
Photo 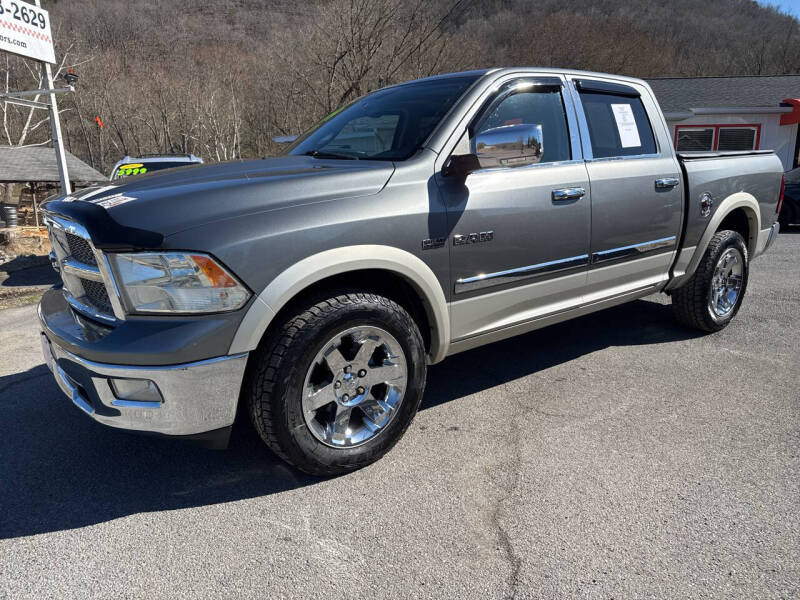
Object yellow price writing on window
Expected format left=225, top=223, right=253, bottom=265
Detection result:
left=117, top=164, right=148, bottom=177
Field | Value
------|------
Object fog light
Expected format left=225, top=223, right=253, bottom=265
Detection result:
left=109, top=378, right=162, bottom=404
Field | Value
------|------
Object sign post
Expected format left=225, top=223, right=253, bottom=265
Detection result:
left=36, top=0, right=70, bottom=195
left=0, top=0, right=71, bottom=195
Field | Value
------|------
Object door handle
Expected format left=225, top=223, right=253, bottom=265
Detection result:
left=655, top=177, right=680, bottom=189
left=552, top=187, right=586, bottom=201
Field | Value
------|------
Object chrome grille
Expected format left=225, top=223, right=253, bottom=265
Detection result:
left=45, top=215, right=122, bottom=323
left=64, top=232, right=97, bottom=266
left=81, top=279, right=114, bottom=314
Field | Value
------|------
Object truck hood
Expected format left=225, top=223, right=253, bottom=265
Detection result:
left=60, top=156, right=395, bottom=238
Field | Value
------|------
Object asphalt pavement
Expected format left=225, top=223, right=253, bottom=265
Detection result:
left=0, top=255, right=57, bottom=310
left=0, top=232, right=798, bottom=599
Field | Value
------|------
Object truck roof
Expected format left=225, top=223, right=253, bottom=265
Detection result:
left=389, top=67, right=650, bottom=90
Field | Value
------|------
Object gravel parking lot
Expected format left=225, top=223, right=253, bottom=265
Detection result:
left=1, top=232, right=798, bottom=599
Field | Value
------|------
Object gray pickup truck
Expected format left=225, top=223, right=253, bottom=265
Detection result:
left=39, top=68, right=783, bottom=475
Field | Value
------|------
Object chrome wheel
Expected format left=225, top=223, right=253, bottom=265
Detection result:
left=709, top=247, right=744, bottom=317
left=302, top=326, right=407, bottom=448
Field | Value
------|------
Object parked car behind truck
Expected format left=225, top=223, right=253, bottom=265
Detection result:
left=779, top=166, right=800, bottom=228
left=39, top=68, right=783, bottom=475
left=109, top=154, right=203, bottom=180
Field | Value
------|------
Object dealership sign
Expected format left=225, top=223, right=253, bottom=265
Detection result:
left=0, top=0, right=54, bottom=64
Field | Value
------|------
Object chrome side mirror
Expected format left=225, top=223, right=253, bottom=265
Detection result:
left=273, top=135, right=298, bottom=144
left=474, top=123, right=543, bottom=169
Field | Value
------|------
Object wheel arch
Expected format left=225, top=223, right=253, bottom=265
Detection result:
left=717, top=205, right=759, bottom=257
left=669, top=192, right=760, bottom=291
left=229, top=245, right=450, bottom=363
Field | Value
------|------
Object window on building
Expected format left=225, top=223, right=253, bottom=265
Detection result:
left=675, top=127, right=714, bottom=151
left=674, top=124, right=760, bottom=152
left=717, top=127, right=758, bottom=151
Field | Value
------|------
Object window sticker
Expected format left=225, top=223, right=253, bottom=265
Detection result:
left=96, top=193, right=137, bottom=209
left=610, top=104, right=641, bottom=148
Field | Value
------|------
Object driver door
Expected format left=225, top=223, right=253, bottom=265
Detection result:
left=437, top=76, right=591, bottom=341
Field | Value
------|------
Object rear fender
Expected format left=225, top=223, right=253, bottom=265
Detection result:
left=667, top=192, right=760, bottom=291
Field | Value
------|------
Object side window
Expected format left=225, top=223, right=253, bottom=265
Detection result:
left=578, top=91, right=657, bottom=158
left=472, top=86, right=572, bottom=164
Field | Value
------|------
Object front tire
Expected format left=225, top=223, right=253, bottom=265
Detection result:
left=246, top=292, right=427, bottom=476
left=672, top=229, right=749, bottom=332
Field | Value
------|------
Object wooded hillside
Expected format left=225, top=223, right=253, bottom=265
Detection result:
left=2, top=0, right=798, bottom=175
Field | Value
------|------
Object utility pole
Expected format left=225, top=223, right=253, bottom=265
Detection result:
left=35, top=0, right=71, bottom=196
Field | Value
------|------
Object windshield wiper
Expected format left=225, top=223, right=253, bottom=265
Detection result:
left=303, top=150, right=358, bottom=160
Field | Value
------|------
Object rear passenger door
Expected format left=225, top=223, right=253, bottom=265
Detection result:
left=568, top=78, right=683, bottom=301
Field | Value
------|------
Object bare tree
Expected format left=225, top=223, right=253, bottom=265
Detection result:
left=0, top=0, right=795, bottom=175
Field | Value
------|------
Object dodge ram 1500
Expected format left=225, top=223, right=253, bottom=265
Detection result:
left=39, top=68, right=783, bottom=474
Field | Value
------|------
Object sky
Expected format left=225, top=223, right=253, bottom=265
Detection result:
left=758, top=0, right=800, bottom=17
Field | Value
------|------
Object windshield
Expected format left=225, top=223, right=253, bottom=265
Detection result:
left=287, top=75, right=480, bottom=161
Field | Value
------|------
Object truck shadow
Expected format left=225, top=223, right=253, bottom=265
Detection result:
left=423, top=297, right=703, bottom=410
left=0, top=297, right=701, bottom=539
left=0, top=257, right=59, bottom=287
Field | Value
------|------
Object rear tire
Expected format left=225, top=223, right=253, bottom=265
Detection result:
left=672, top=230, right=749, bottom=332
left=246, top=291, right=427, bottom=476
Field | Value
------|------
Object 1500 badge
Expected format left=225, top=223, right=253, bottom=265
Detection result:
left=453, top=231, right=494, bottom=246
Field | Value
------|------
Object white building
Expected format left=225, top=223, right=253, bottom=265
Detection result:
left=647, top=75, right=800, bottom=172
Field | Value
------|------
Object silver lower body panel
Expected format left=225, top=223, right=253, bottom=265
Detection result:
left=447, top=282, right=661, bottom=356
left=41, top=333, right=248, bottom=436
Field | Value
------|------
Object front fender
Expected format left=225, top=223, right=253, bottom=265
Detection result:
left=228, top=245, right=450, bottom=363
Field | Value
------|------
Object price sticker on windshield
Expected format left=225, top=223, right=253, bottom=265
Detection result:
left=0, top=0, right=55, bottom=63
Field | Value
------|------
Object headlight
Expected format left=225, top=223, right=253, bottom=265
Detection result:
left=111, top=252, right=250, bottom=314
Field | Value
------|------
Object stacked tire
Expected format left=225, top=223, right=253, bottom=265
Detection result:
left=2, top=205, right=17, bottom=228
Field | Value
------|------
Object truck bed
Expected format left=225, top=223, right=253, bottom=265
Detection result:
left=674, top=149, right=783, bottom=272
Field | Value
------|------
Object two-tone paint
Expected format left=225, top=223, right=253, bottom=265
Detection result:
left=38, top=67, right=783, bottom=439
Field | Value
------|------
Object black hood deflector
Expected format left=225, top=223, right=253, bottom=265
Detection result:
left=42, top=200, right=164, bottom=251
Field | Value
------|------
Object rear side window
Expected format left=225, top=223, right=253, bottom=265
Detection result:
left=579, top=91, right=657, bottom=158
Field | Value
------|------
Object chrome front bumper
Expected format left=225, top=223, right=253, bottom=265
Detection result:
left=41, top=333, right=248, bottom=436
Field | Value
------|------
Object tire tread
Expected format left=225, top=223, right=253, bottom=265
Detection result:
left=246, top=292, right=424, bottom=476
left=672, top=230, right=748, bottom=332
